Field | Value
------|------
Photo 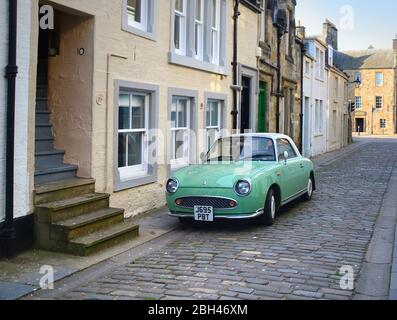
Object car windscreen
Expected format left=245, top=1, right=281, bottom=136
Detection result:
left=206, top=137, right=276, bottom=162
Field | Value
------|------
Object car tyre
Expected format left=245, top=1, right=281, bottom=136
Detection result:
left=262, top=189, right=277, bottom=226
left=302, top=175, right=314, bottom=202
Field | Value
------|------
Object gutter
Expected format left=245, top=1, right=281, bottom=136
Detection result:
left=0, top=0, right=18, bottom=258
left=231, top=0, right=240, bottom=131
left=299, top=42, right=307, bottom=153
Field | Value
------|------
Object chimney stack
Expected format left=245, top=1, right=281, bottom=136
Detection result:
left=296, top=25, right=306, bottom=39
left=323, top=19, right=338, bottom=50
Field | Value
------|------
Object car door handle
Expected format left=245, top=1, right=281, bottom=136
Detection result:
left=300, top=164, right=304, bottom=169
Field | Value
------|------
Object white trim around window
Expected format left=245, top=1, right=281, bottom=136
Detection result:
left=169, top=0, right=228, bottom=75
left=114, top=80, right=159, bottom=191
left=122, top=0, right=157, bottom=41
left=168, top=88, right=198, bottom=174
left=204, top=92, right=227, bottom=152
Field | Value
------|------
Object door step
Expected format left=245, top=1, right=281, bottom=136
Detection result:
left=67, top=220, right=139, bottom=256
left=34, top=178, right=139, bottom=256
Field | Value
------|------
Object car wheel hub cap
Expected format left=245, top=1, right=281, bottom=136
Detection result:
left=308, top=180, right=313, bottom=197
left=271, top=196, right=276, bottom=219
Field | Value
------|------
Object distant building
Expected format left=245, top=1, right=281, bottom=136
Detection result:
left=335, top=40, right=397, bottom=135
left=300, top=20, right=349, bottom=158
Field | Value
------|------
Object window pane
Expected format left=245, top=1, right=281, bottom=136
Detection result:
left=175, top=0, right=184, bottom=12
left=127, top=132, right=143, bottom=166
left=174, top=15, right=181, bottom=50
left=127, top=0, right=141, bottom=23
left=212, top=0, right=217, bottom=27
left=206, top=105, right=211, bottom=127
left=131, top=95, right=145, bottom=129
left=177, top=99, right=187, bottom=128
left=195, top=0, right=202, bottom=20
left=119, top=94, right=130, bottom=130
left=211, top=102, right=219, bottom=126
left=118, top=133, right=127, bottom=168
left=172, top=130, right=186, bottom=160
left=171, top=101, right=177, bottom=128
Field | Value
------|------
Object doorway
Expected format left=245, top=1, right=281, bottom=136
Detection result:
left=258, top=82, right=267, bottom=133
left=240, top=76, right=251, bottom=133
left=355, top=118, right=365, bottom=133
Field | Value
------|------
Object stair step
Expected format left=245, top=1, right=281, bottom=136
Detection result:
left=35, top=164, right=77, bottom=184
left=36, top=98, right=48, bottom=111
left=35, top=193, right=110, bottom=223
left=35, top=123, right=53, bottom=139
left=52, top=207, right=125, bottom=241
left=35, top=137, right=54, bottom=153
left=67, top=220, right=139, bottom=256
left=36, top=85, right=48, bottom=98
left=35, top=178, right=96, bottom=195
left=35, top=177, right=96, bottom=206
left=36, top=110, right=51, bottom=123
left=35, top=150, right=65, bottom=169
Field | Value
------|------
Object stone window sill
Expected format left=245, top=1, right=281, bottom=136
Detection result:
left=168, top=52, right=228, bottom=76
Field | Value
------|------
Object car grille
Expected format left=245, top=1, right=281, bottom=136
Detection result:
left=176, top=197, right=236, bottom=209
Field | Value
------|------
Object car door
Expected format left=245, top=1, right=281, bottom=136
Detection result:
left=276, top=138, right=305, bottom=201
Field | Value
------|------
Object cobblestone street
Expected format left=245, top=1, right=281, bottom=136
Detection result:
left=30, top=139, right=397, bottom=300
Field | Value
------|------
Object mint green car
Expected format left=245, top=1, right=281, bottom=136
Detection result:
left=166, top=134, right=315, bottom=226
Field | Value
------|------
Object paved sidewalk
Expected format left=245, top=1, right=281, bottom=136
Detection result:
left=23, top=138, right=397, bottom=300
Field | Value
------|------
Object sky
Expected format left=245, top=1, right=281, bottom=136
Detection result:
left=295, top=0, right=397, bottom=51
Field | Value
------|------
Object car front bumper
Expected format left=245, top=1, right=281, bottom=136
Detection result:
left=168, top=208, right=264, bottom=220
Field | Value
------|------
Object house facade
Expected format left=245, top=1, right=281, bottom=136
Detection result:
left=300, top=20, right=349, bottom=158
left=1, top=0, right=265, bottom=255
left=257, top=0, right=302, bottom=147
left=335, top=40, right=397, bottom=135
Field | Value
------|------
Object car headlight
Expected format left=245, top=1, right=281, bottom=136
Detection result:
left=166, top=178, right=179, bottom=194
left=234, top=179, right=252, bottom=197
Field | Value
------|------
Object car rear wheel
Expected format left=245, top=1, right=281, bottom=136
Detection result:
left=302, top=176, right=314, bottom=201
left=262, top=189, right=277, bottom=226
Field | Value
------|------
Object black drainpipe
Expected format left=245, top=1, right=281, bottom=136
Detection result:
left=231, top=0, right=240, bottom=131
left=299, top=42, right=307, bottom=153
left=1, top=0, right=18, bottom=258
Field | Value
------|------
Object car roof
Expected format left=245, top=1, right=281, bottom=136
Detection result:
left=227, top=133, right=291, bottom=140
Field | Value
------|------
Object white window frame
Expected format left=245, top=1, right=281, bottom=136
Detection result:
left=355, top=96, right=362, bottom=109
left=259, top=0, right=266, bottom=42
left=194, top=0, right=204, bottom=60
left=206, top=99, right=222, bottom=151
left=127, top=0, right=149, bottom=31
left=174, top=0, right=187, bottom=55
left=170, top=96, right=191, bottom=169
left=210, top=0, right=221, bottom=65
left=375, top=96, right=383, bottom=109
left=304, top=59, right=310, bottom=76
left=375, top=72, right=384, bottom=87
left=118, top=92, right=150, bottom=181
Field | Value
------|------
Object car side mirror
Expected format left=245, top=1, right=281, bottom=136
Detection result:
left=283, top=151, right=289, bottom=165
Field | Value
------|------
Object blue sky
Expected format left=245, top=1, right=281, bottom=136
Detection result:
left=295, top=0, right=397, bottom=51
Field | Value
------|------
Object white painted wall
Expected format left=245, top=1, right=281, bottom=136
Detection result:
left=0, top=0, right=8, bottom=223
left=0, top=0, right=32, bottom=223
left=303, top=40, right=328, bottom=158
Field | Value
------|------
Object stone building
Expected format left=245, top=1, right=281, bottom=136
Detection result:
left=257, top=0, right=302, bottom=147
left=335, top=40, right=397, bottom=135
left=299, top=20, right=349, bottom=158
left=1, top=0, right=263, bottom=256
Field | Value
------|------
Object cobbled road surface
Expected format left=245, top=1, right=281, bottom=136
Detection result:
left=54, top=141, right=397, bottom=300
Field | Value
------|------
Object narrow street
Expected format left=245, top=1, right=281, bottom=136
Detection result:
left=25, top=137, right=397, bottom=300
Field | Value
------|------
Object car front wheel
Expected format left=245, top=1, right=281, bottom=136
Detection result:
left=302, top=176, right=314, bottom=201
left=262, top=189, right=277, bottom=226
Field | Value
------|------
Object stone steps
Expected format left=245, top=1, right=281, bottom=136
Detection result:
left=34, top=178, right=139, bottom=256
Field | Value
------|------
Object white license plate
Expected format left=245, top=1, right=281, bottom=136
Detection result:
left=194, top=206, right=214, bottom=222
